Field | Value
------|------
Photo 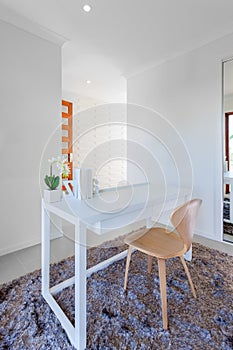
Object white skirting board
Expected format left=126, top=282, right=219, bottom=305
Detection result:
left=0, top=214, right=63, bottom=257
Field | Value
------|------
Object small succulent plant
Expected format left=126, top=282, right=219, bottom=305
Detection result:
left=44, top=156, right=70, bottom=190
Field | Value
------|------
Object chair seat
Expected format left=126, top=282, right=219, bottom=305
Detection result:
left=125, top=227, right=186, bottom=259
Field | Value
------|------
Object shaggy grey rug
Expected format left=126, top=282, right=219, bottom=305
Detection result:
left=0, top=241, right=233, bottom=350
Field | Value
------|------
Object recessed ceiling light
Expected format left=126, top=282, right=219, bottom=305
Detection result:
left=86, top=80, right=91, bottom=84
left=83, top=4, right=92, bottom=12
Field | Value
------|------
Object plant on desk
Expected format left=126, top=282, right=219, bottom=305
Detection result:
left=44, top=156, right=70, bottom=202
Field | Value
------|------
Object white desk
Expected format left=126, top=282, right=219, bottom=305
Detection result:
left=41, top=183, right=190, bottom=349
left=224, top=171, right=233, bottom=223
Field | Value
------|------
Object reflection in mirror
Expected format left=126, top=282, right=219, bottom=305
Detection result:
left=223, top=59, right=233, bottom=243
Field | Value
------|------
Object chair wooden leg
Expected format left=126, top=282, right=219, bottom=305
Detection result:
left=180, top=256, right=197, bottom=299
left=158, top=258, right=168, bottom=330
left=124, top=246, right=132, bottom=291
left=148, top=255, right=153, bottom=273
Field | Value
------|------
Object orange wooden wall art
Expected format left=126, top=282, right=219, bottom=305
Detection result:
left=62, top=100, right=73, bottom=181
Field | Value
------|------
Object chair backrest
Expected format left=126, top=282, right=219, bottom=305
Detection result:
left=170, top=198, right=202, bottom=251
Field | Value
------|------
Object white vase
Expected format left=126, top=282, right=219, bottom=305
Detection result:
left=44, top=189, right=62, bottom=203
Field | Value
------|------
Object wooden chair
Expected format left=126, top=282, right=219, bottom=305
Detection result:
left=124, top=198, right=202, bottom=330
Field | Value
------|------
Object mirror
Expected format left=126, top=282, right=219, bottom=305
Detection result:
left=223, top=59, right=233, bottom=243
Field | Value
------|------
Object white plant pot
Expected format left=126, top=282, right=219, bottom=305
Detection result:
left=44, top=189, right=62, bottom=203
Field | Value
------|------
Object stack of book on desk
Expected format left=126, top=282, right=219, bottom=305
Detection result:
left=73, top=167, right=93, bottom=200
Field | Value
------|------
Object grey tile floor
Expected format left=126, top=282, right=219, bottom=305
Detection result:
left=0, top=219, right=137, bottom=285
left=223, top=232, right=233, bottom=244
left=0, top=236, right=75, bottom=285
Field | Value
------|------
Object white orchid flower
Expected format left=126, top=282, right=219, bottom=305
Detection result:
left=56, top=159, right=70, bottom=177
left=48, top=155, right=70, bottom=177
left=48, top=157, right=57, bottom=164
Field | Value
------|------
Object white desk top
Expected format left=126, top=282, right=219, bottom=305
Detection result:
left=43, top=183, right=191, bottom=233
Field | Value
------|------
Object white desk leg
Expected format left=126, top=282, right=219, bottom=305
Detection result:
left=184, top=245, right=192, bottom=261
left=41, top=202, right=50, bottom=296
left=146, top=217, right=152, bottom=228
left=74, top=219, right=87, bottom=350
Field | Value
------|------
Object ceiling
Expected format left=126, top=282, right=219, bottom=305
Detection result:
left=1, top=0, right=233, bottom=102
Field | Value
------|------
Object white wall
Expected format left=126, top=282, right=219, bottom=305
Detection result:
left=0, top=20, right=62, bottom=255
left=127, top=33, right=233, bottom=242
left=62, top=91, right=128, bottom=189
left=62, top=90, right=106, bottom=114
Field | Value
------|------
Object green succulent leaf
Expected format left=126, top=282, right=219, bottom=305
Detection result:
left=44, top=175, right=60, bottom=190
left=53, top=176, right=60, bottom=189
